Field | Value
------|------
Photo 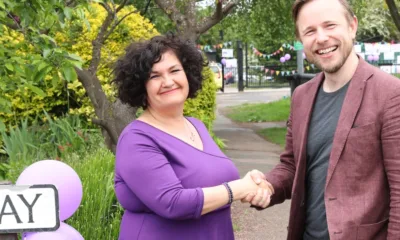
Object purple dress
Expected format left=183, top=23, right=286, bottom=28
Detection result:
left=114, top=117, right=240, bottom=240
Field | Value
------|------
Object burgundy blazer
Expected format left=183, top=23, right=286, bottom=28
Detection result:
left=265, top=58, right=400, bottom=240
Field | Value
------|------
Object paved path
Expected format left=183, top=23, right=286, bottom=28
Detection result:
left=214, top=88, right=291, bottom=240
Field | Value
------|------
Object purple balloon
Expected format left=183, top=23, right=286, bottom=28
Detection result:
left=373, top=55, right=379, bottom=61
left=367, top=55, right=373, bottom=61
left=221, top=58, right=226, bottom=66
left=17, top=160, right=83, bottom=221
left=280, top=57, right=286, bottom=63
left=24, top=222, right=84, bottom=240
left=284, top=53, right=291, bottom=60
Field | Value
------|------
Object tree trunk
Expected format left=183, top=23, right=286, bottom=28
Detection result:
left=76, top=68, right=136, bottom=154
left=386, top=0, right=400, bottom=33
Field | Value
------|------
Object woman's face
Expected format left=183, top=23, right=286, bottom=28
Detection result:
left=145, top=50, right=189, bottom=111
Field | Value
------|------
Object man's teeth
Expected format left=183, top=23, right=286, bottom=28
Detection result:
left=318, top=47, right=337, bottom=54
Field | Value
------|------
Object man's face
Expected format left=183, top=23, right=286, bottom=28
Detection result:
left=297, top=0, right=357, bottom=74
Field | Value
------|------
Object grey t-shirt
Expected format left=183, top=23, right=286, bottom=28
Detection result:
left=303, top=81, right=350, bottom=240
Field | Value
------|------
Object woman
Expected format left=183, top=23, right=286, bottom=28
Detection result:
left=113, top=33, right=271, bottom=240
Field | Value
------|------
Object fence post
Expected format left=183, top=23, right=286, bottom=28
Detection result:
left=237, top=40, right=244, bottom=92
left=0, top=181, right=19, bottom=240
left=296, top=49, right=304, bottom=75
left=245, top=42, right=248, bottom=88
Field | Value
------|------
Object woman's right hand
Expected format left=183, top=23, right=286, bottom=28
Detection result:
left=240, top=171, right=272, bottom=208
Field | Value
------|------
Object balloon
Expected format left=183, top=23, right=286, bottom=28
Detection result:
left=373, top=55, right=379, bottom=61
left=24, top=222, right=84, bottom=240
left=24, top=232, right=69, bottom=240
left=302, top=52, right=307, bottom=59
left=284, top=53, right=291, bottom=60
left=221, top=58, right=226, bottom=66
left=367, top=55, right=373, bottom=61
left=17, top=160, right=83, bottom=221
left=280, top=57, right=286, bottom=63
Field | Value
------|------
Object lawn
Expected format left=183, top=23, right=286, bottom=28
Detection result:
left=226, top=97, right=290, bottom=122
left=257, top=127, right=287, bottom=148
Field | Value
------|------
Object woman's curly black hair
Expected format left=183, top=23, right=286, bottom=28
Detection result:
left=112, top=33, right=205, bottom=109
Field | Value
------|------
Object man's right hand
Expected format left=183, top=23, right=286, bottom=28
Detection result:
left=241, top=170, right=274, bottom=208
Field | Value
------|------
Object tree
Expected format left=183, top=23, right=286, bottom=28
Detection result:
left=154, top=0, right=237, bottom=42
left=352, top=0, right=400, bottom=42
left=385, top=0, right=400, bottom=35
left=0, top=0, right=235, bottom=153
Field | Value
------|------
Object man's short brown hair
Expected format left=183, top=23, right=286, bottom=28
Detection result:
left=292, top=0, right=355, bottom=38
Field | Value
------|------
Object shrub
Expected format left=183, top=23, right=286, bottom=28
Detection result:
left=0, top=3, right=158, bottom=126
left=184, top=65, right=223, bottom=145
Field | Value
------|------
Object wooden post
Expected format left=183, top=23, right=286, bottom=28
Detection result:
left=0, top=181, right=18, bottom=240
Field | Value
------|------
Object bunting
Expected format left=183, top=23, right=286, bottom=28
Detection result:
left=197, top=41, right=234, bottom=51
left=252, top=43, right=296, bottom=59
left=262, top=64, right=316, bottom=77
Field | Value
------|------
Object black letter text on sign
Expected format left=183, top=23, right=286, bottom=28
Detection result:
left=0, top=185, right=59, bottom=233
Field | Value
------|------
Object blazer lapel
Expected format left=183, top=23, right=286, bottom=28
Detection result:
left=325, top=58, right=374, bottom=186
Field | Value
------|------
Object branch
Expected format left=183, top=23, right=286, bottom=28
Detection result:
left=88, top=9, right=115, bottom=74
left=197, top=1, right=236, bottom=35
left=116, top=0, right=129, bottom=13
left=0, top=20, right=19, bottom=30
left=141, top=0, right=152, bottom=16
left=4, top=10, right=22, bottom=30
left=99, top=2, right=113, bottom=14
left=385, top=0, right=400, bottom=33
left=75, top=68, right=108, bottom=110
left=104, top=9, right=139, bottom=41
left=154, top=0, right=184, bottom=24
left=92, top=118, right=118, bottom=145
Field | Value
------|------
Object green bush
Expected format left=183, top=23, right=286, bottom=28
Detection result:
left=184, top=66, right=224, bottom=148
left=66, top=148, right=122, bottom=240
left=0, top=3, right=158, bottom=127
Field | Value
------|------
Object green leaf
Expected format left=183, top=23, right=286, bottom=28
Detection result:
left=0, top=120, right=5, bottom=132
left=34, top=66, right=52, bottom=83
left=5, top=64, right=14, bottom=71
left=43, top=49, right=51, bottom=58
left=61, top=65, right=77, bottom=82
left=64, top=7, right=72, bottom=20
left=26, top=84, right=46, bottom=97
left=84, top=18, right=91, bottom=31
left=37, top=61, right=49, bottom=71
left=67, top=60, right=82, bottom=70
left=52, top=72, right=60, bottom=89
left=67, top=53, right=82, bottom=61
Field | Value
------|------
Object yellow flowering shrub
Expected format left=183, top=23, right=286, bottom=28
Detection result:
left=0, top=4, right=158, bottom=125
left=0, top=3, right=218, bottom=138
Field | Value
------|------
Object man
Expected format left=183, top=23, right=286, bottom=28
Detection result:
left=246, top=0, right=400, bottom=239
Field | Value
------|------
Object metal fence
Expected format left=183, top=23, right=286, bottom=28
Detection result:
left=223, top=63, right=321, bottom=89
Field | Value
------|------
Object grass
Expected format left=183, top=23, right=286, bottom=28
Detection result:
left=257, top=127, right=287, bottom=148
left=226, top=97, right=290, bottom=122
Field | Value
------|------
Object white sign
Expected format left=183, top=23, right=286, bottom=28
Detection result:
left=0, top=185, right=59, bottom=233
left=384, top=52, right=395, bottom=61
left=379, top=44, right=391, bottom=53
left=222, top=49, right=234, bottom=58
left=354, top=45, right=362, bottom=53
left=392, top=44, right=400, bottom=52
left=225, top=59, right=237, bottom=68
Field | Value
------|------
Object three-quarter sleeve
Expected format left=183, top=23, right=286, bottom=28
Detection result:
left=115, top=130, right=204, bottom=220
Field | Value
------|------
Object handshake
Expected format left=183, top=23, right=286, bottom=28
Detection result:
left=239, top=170, right=274, bottom=209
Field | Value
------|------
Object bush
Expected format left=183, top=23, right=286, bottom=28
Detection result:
left=0, top=3, right=158, bottom=127
left=66, top=148, right=122, bottom=240
left=184, top=66, right=217, bottom=129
